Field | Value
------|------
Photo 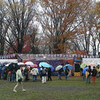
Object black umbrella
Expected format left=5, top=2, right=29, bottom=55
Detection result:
left=7, top=63, right=18, bottom=71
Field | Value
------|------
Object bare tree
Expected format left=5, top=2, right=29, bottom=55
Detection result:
left=0, top=0, right=37, bottom=53
left=0, top=1, right=9, bottom=55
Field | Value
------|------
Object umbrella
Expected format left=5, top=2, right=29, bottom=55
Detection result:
left=0, top=63, right=2, bottom=66
left=2, top=66, right=6, bottom=71
left=39, top=62, right=53, bottom=68
left=97, top=63, right=100, bottom=67
left=6, top=63, right=18, bottom=71
left=3, top=62, right=8, bottom=66
left=55, top=65, right=63, bottom=71
left=63, top=64, right=73, bottom=70
left=25, top=61, right=34, bottom=66
left=5, top=63, right=11, bottom=67
left=97, top=63, right=100, bottom=65
left=83, top=67, right=88, bottom=74
left=18, top=62, right=25, bottom=66
left=80, top=63, right=87, bottom=69
left=31, top=64, right=38, bottom=68
left=74, top=58, right=82, bottom=62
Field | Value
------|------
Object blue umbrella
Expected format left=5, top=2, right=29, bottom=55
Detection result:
left=74, top=58, right=82, bottom=62
left=83, top=67, right=88, bottom=74
left=39, top=62, right=53, bottom=68
left=63, top=64, right=73, bottom=70
left=2, top=66, right=6, bottom=71
left=0, top=63, right=2, bottom=66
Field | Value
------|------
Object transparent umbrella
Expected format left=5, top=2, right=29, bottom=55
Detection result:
left=25, top=61, right=34, bottom=66
left=55, top=65, right=63, bottom=71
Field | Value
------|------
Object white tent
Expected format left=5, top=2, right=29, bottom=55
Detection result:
left=0, top=59, right=18, bottom=64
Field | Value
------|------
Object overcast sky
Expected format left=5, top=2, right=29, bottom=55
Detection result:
left=96, top=0, right=100, bottom=2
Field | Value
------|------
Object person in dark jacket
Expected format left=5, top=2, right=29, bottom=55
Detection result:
left=24, top=67, right=29, bottom=81
left=91, top=66, right=97, bottom=83
left=87, top=66, right=92, bottom=83
left=4, top=68, right=8, bottom=80
left=11, top=65, right=16, bottom=82
left=65, top=67, right=69, bottom=80
left=47, top=68, right=52, bottom=81
left=58, top=68, right=63, bottom=80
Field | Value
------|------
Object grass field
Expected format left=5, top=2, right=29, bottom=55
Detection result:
left=0, top=76, right=100, bottom=100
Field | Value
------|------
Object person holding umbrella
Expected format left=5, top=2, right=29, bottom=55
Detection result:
left=41, top=66, right=47, bottom=84
left=47, top=67, right=52, bottom=81
left=13, top=66, right=26, bottom=93
left=82, top=66, right=88, bottom=81
left=11, top=64, right=16, bottom=82
left=65, top=67, right=69, bottom=80
left=31, top=67, right=38, bottom=81
left=58, top=64, right=63, bottom=80
left=24, top=66, right=29, bottom=82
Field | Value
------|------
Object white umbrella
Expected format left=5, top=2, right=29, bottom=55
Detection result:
left=55, top=65, right=63, bottom=71
left=25, top=61, right=34, bottom=66
left=5, top=63, right=11, bottom=67
left=18, top=62, right=25, bottom=66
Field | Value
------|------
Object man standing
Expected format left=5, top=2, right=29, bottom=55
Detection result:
left=47, top=68, right=52, bottom=81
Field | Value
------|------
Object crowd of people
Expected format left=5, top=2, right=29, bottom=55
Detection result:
left=0, top=62, right=99, bottom=93
left=85, top=66, right=97, bottom=84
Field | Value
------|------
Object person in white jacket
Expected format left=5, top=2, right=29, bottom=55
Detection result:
left=31, top=68, right=38, bottom=81
left=13, top=66, right=26, bottom=92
